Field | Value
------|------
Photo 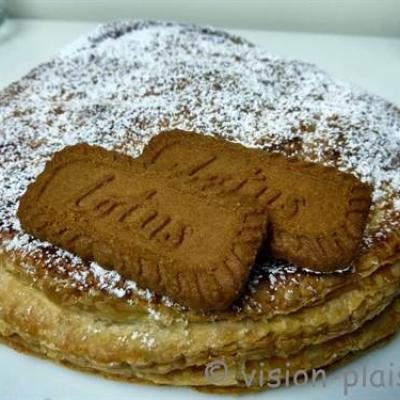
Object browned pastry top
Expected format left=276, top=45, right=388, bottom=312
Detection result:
left=17, top=144, right=269, bottom=311
left=0, top=21, right=399, bottom=320
left=141, top=130, right=372, bottom=271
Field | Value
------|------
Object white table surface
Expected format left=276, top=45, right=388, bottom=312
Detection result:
left=0, top=18, right=399, bottom=400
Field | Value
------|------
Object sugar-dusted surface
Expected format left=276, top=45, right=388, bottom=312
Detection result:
left=0, top=21, right=399, bottom=309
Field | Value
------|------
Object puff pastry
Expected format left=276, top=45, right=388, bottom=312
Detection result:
left=0, top=21, right=399, bottom=392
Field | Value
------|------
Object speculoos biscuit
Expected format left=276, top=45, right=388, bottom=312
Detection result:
left=140, top=130, right=372, bottom=272
left=17, top=144, right=269, bottom=311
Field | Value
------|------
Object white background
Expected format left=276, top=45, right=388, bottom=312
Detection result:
left=5, top=0, right=400, bottom=37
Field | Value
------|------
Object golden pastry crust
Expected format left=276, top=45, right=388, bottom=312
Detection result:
left=0, top=254, right=399, bottom=387
left=1, top=297, right=399, bottom=391
left=141, top=130, right=372, bottom=272
left=0, top=21, right=400, bottom=392
left=18, top=144, right=269, bottom=311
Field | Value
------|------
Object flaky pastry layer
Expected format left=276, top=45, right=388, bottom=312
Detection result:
left=1, top=251, right=400, bottom=384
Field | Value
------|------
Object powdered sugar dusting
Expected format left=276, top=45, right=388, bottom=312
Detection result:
left=0, top=21, right=399, bottom=305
